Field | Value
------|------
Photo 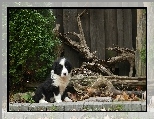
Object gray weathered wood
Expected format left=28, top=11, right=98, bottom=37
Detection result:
left=123, top=9, right=133, bottom=49
left=9, top=101, right=146, bottom=111
left=63, top=9, right=81, bottom=68
left=135, top=9, right=146, bottom=77
left=105, top=9, right=117, bottom=60
left=53, top=9, right=140, bottom=76
left=117, top=9, right=124, bottom=47
left=90, top=9, right=106, bottom=60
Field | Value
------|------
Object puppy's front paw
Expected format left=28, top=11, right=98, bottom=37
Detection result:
left=39, top=99, right=48, bottom=103
left=64, top=97, right=72, bottom=102
left=56, top=99, right=62, bottom=103
left=54, top=94, right=62, bottom=103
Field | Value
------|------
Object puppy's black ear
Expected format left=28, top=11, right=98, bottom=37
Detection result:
left=65, top=60, right=72, bottom=73
left=69, top=62, right=72, bottom=70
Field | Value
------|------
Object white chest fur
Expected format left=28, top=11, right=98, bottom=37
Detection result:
left=53, top=74, right=70, bottom=94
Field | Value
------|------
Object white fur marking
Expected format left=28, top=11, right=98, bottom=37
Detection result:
left=54, top=93, right=62, bottom=103
left=64, top=97, right=72, bottom=102
left=59, top=58, right=68, bottom=77
left=53, top=74, right=70, bottom=95
left=39, top=94, right=48, bottom=103
left=59, top=58, right=66, bottom=66
left=39, top=99, right=48, bottom=103
left=51, top=70, right=54, bottom=79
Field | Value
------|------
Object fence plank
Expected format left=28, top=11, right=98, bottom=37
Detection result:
left=135, top=9, right=146, bottom=77
left=52, top=9, right=140, bottom=76
left=90, top=9, right=106, bottom=60
left=132, top=9, right=137, bottom=49
left=118, top=9, right=133, bottom=76
left=53, top=9, right=64, bottom=33
left=63, top=9, right=81, bottom=68
left=104, top=9, right=118, bottom=60
left=123, top=9, right=133, bottom=49
left=117, top=9, right=124, bottom=47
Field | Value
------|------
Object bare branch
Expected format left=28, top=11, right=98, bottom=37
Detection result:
left=64, top=32, right=80, bottom=38
left=107, top=47, right=135, bottom=77
left=77, top=9, right=88, bottom=47
left=78, top=9, right=87, bottom=17
left=82, top=62, right=114, bottom=76
left=53, top=11, right=127, bottom=76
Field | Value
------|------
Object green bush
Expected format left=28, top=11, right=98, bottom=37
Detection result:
left=140, top=39, right=146, bottom=64
left=9, top=8, right=61, bottom=92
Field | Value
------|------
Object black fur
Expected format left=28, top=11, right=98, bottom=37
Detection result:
left=51, top=57, right=72, bottom=76
left=33, top=57, right=72, bottom=103
left=33, top=76, right=69, bottom=103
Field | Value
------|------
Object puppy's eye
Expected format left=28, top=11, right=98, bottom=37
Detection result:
left=57, top=65, right=62, bottom=69
left=65, top=65, right=70, bottom=69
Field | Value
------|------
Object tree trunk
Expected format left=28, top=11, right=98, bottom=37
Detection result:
left=135, top=9, right=146, bottom=77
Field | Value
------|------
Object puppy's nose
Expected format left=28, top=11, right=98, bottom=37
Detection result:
left=63, top=73, right=66, bottom=76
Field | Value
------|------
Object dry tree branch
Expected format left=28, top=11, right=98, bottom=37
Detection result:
left=53, top=9, right=114, bottom=76
left=77, top=9, right=87, bottom=46
left=52, top=10, right=145, bottom=100
left=107, top=46, right=135, bottom=77
left=64, top=32, right=80, bottom=38
left=81, top=62, right=113, bottom=76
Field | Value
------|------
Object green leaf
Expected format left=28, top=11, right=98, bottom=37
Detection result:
left=9, top=8, right=61, bottom=91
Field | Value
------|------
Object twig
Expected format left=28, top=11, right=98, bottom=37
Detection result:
left=64, top=32, right=80, bottom=38
left=107, top=47, right=135, bottom=77
left=77, top=9, right=88, bottom=47
left=53, top=10, right=113, bottom=76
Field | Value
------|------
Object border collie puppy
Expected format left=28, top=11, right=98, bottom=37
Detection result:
left=33, top=57, right=72, bottom=103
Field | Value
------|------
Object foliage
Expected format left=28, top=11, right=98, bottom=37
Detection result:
left=21, top=92, right=35, bottom=103
left=49, top=105, right=57, bottom=111
left=140, top=9, right=146, bottom=65
left=9, top=8, right=61, bottom=92
left=11, top=91, right=35, bottom=103
left=140, top=38, right=146, bottom=64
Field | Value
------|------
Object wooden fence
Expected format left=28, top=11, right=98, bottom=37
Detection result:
left=53, top=8, right=137, bottom=76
